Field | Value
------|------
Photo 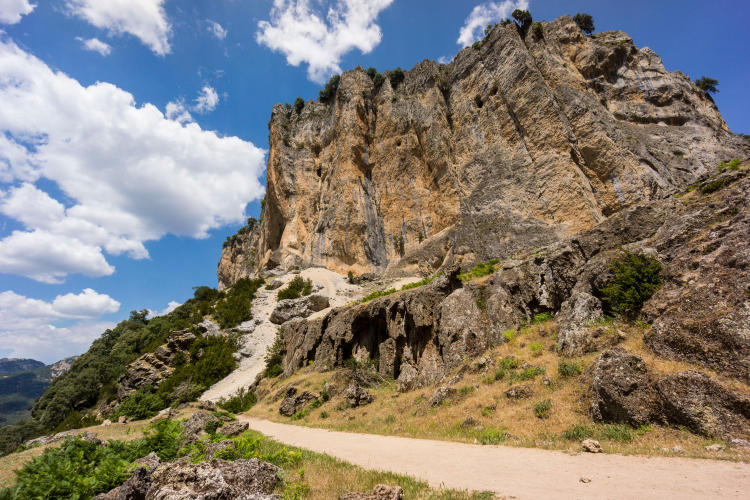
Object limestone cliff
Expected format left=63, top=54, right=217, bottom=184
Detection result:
left=218, top=15, right=747, bottom=288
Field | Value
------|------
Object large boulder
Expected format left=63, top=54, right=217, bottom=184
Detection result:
left=590, top=348, right=661, bottom=426
left=278, top=388, right=318, bottom=417
left=656, top=371, right=750, bottom=438
left=344, top=383, right=374, bottom=407
left=182, top=411, right=220, bottom=443
left=270, top=294, right=330, bottom=324
left=555, top=291, right=603, bottom=355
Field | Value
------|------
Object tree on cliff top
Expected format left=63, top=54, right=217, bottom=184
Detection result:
left=695, top=76, right=719, bottom=94
left=512, top=9, right=533, bottom=34
left=573, top=13, right=595, bottom=34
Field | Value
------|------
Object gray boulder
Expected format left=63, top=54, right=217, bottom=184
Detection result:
left=270, top=294, right=330, bottom=325
left=431, top=387, right=456, bottom=406
left=279, top=388, right=318, bottom=416
left=344, top=383, right=374, bottom=407
left=555, top=291, right=603, bottom=355
left=182, top=411, right=220, bottom=443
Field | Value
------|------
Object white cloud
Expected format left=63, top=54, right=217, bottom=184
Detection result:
left=194, top=85, right=219, bottom=113
left=0, top=37, right=266, bottom=283
left=256, top=0, right=394, bottom=83
left=66, top=0, right=171, bottom=56
left=76, top=36, right=112, bottom=56
left=457, top=0, right=529, bottom=47
left=0, top=289, right=119, bottom=361
left=207, top=20, right=227, bottom=40
left=165, top=99, right=193, bottom=123
left=147, top=300, right=180, bottom=319
left=0, top=0, right=35, bottom=25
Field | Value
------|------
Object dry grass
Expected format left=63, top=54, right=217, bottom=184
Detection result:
left=248, top=320, right=750, bottom=462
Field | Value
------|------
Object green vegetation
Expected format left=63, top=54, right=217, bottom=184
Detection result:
left=458, top=259, right=499, bottom=281
left=509, top=365, right=545, bottom=383
left=718, top=159, right=740, bottom=173
left=395, top=235, right=404, bottom=256
left=366, top=67, right=385, bottom=88
left=293, top=97, right=304, bottom=114
left=530, top=312, right=553, bottom=324
left=598, top=251, right=662, bottom=318
left=573, top=13, right=595, bottom=34
left=695, top=76, right=719, bottom=94
left=478, top=427, right=509, bottom=445
left=360, top=288, right=397, bottom=303
left=214, top=277, right=264, bottom=328
left=558, top=360, right=582, bottom=377
left=529, top=341, right=543, bottom=357
left=263, top=329, right=285, bottom=378
left=512, top=9, right=533, bottom=34
left=533, top=399, right=551, bottom=419
left=500, top=357, right=519, bottom=370
left=701, top=177, right=734, bottom=194
left=400, top=275, right=437, bottom=291
left=113, top=386, right=165, bottom=420
left=387, top=67, right=405, bottom=88
left=502, top=329, right=516, bottom=342
left=347, top=270, right=354, bottom=284
left=319, top=74, right=340, bottom=103
left=532, top=22, right=543, bottom=39
left=277, top=276, right=313, bottom=301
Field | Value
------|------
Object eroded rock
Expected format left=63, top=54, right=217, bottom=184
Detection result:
left=270, top=294, right=330, bottom=325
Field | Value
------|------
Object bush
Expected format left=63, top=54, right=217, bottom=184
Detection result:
left=293, top=97, right=304, bottom=114
left=114, top=386, right=165, bottom=420
left=562, top=423, right=594, bottom=441
left=532, top=22, right=543, bottom=39
left=529, top=342, right=543, bottom=357
left=718, top=159, right=740, bottom=173
left=500, top=357, right=518, bottom=370
left=387, top=67, right=405, bottom=88
left=502, top=329, right=516, bottom=342
left=347, top=270, right=354, bottom=284
left=701, top=177, right=733, bottom=194
left=319, top=74, right=340, bottom=102
left=573, top=13, right=595, bottom=34
left=533, top=399, right=551, bottom=419
left=361, top=288, right=397, bottom=303
left=366, top=67, right=385, bottom=88
left=401, top=275, right=436, bottom=290
left=277, top=276, right=313, bottom=301
left=215, top=277, right=264, bottom=329
left=531, top=311, right=552, bottom=324
left=558, top=360, right=582, bottom=377
left=458, top=259, right=499, bottom=281
left=695, top=76, right=719, bottom=94
left=479, top=427, right=509, bottom=445
left=512, top=9, right=533, bottom=33
left=598, top=251, right=661, bottom=318
left=509, top=366, right=544, bottom=383
left=217, top=387, right=257, bottom=413
left=263, top=330, right=285, bottom=378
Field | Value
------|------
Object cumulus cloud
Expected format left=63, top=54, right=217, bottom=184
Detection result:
left=66, top=0, right=171, bottom=56
left=0, top=289, right=119, bottom=361
left=0, top=38, right=266, bottom=283
left=207, top=20, right=227, bottom=40
left=457, top=0, right=529, bottom=47
left=256, top=0, right=394, bottom=83
left=194, top=86, right=219, bottom=113
left=147, top=300, right=180, bottom=319
left=76, top=36, right=112, bottom=56
left=0, top=0, right=35, bottom=25
left=165, top=99, right=193, bottom=124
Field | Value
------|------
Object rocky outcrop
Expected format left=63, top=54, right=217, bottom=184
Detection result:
left=591, top=348, right=750, bottom=438
left=344, top=382, right=374, bottom=407
left=217, top=218, right=261, bottom=290
left=117, top=330, right=196, bottom=400
left=219, top=15, right=746, bottom=285
left=269, top=294, right=330, bottom=324
left=48, top=356, right=79, bottom=379
left=182, top=411, right=220, bottom=443
left=278, top=388, right=318, bottom=416
left=96, top=458, right=280, bottom=500
left=340, top=485, right=404, bottom=500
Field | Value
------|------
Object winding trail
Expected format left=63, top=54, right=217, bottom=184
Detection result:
left=239, top=417, right=750, bottom=500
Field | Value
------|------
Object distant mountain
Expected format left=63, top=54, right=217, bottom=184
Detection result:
left=0, top=358, right=45, bottom=375
left=0, top=356, right=78, bottom=426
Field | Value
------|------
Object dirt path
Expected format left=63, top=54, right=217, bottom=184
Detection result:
left=240, top=417, right=750, bottom=500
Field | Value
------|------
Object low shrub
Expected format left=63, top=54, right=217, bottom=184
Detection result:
left=458, top=259, right=499, bottom=281
left=263, top=330, right=285, bottom=378
left=701, top=177, right=733, bottom=194
left=217, top=387, right=257, bottom=413
left=562, top=423, right=594, bottom=441
left=598, top=251, right=661, bottom=318
left=509, top=366, right=544, bottom=383
left=277, top=276, right=313, bottom=301
left=479, top=427, right=509, bottom=445
left=558, top=360, right=582, bottom=377
left=401, top=275, right=437, bottom=291
left=500, top=357, right=518, bottom=370
left=293, top=97, right=304, bottom=114
left=533, top=399, right=551, bottom=419
left=214, top=277, right=264, bottom=328
left=718, top=159, right=740, bottom=172
left=319, top=74, right=340, bottom=102
left=532, top=22, right=543, bottom=39
left=573, top=13, right=595, bottom=34
left=387, top=67, right=405, bottom=88
left=529, top=342, right=543, bottom=357
left=531, top=312, right=553, bottom=324
left=114, top=386, right=165, bottom=420
left=361, top=288, right=397, bottom=303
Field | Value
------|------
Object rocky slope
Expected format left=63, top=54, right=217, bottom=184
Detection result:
left=218, top=15, right=747, bottom=287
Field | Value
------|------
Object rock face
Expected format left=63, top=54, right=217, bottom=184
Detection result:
left=269, top=294, right=330, bottom=325
left=117, top=330, right=196, bottom=400
left=48, top=356, right=79, bottom=379
left=278, top=166, right=750, bottom=394
left=218, top=15, right=746, bottom=285
left=217, top=218, right=262, bottom=290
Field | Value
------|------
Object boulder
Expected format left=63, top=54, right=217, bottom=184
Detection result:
left=505, top=385, right=534, bottom=400
left=270, top=294, right=330, bottom=325
left=582, top=439, right=602, bottom=453
left=590, top=348, right=661, bottom=426
left=656, top=371, right=750, bottom=438
left=267, top=278, right=284, bottom=290
left=197, top=319, right=221, bottom=337
left=204, top=440, right=236, bottom=459
left=197, top=400, right=218, bottom=412
left=344, top=383, right=374, bottom=407
left=555, top=291, right=603, bottom=355
left=279, top=388, right=318, bottom=417
left=396, top=363, right=418, bottom=393
left=218, top=420, right=249, bottom=437
left=182, top=411, right=220, bottom=443
left=135, top=452, right=161, bottom=470
left=431, top=387, right=456, bottom=406
left=339, top=484, right=404, bottom=500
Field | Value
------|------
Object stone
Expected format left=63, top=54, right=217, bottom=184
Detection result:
left=705, top=444, right=725, bottom=452
left=555, top=292, right=603, bottom=355
left=135, top=452, right=161, bottom=470
left=198, top=400, right=218, bottom=412
left=730, top=438, right=750, bottom=448
left=671, top=446, right=684, bottom=454
left=267, top=278, right=284, bottom=290
left=197, top=319, right=221, bottom=337
left=590, top=348, right=661, bottom=426
left=102, top=419, right=112, bottom=426
left=339, top=484, right=404, bottom=500
left=344, top=383, right=374, bottom=407
left=461, top=417, right=479, bottom=429
left=279, top=388, right=318, bottom=417
left=505, top=385, right=534, bottom=400
left=182, top=411, right=221, bottom=443
left=431, top=387, right=456, bottom=406
left=218, top=420, right=249, bottom=437
left=269, top=294, right=330, bottom=324
left=580, top=477, right=592, bottom=484
left=582, top=439, right=602, bottom=453
left=117, top=416, right=127, bottom=424
left=204, top=440, right=236, bottom=459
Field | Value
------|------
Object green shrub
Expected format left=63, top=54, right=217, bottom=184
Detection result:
left=319, top=74, right=340, bottom=102
left=533, top=399, right=551, bottom=419
left=395, top=235, right=405, bottom=256
left=401, top=275, right=436, bottom=290
left=600, top=423, right=634, bottom=442
left=701, top=177, right=733, bottom=194
left=532, top=22, right=543, bottom=39
left=695, top=76, right=719, bottom=94
left=458, top=259, right=499, bottom=281
left=290, top=408, right=311, bottom=420
left=347, top=270, right=354, bottom=284
left=320, top=411, right=329, bottom=419
left=558, top=360, right=582, bottom=377
left=512, top=9, right=533, bottom=33
left=531, top=311, right=553, bottom=324
left=500, top=357, right=518, bottom=370
left=361, top=288, right=397, bottom=303
left=387, top=67, right=405, bottom=88
left=114, top=386, right=165, bottom=420
left=277, top=276, right=313, bottom=301
left=502, top=329, right=516, bottom=342
left=509, top=366, right=544, bottom=383
left=458, top=386, right=475, bottom=397
left=493, top=369, right=506, bottom=381
left=718, top=159, right=740, bottom=172
left=293, top=97, right=304, bottom=114
left=562, top=423, right=593, bottom=441
left=366, top=67, right=385, bottom=88
left=598, top=251, right=662, bottom=318
left=529, top=341, right=543, bottom=357
left=215, top=277, right=264, bottom=328
left=263, top=329, right=285, bottom=378
left=217, top=387, right=257, bottom=413
left=479, top=427, right=509, bottom=445
left=53, top=410, right=101, bottom=433
left=573, top=13, right=595, bottom=34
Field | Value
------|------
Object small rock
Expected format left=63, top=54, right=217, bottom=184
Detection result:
left=267, top=278, right=284, bottom=290
left=339, top=484, right=404, bottom=499
left=135, top=451, right=161, bottom=470
left=101, top=419, right=112, bottom=426
left=580, top=477, right=592, bottom=484
left=730, top=438, right=750, bottom=448
left=182, top=411, right=220, bottom=443
left=219, top=420, right=249, bottom=437
left=505, top=384, right=534, bottom=399
left=582, top=439, right=602, bottom=453
left=345, top=382, right=374, bottom=407
left=705, top=444, right=725, bottom=452
left=198, top=400, right=218, bottom=412
left=117, top=416, right=127, bottom=424
left=431, top=387, right=456, bottom=406
left=672, top=445, right=685, bottom=454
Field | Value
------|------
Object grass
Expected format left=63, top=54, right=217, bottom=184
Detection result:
left=361, top=288, right=397, bottom=303
left=458, top=259, right=500, bottom=282
left=246, top=318, right=750, bottom=462
left=400, top=275, right=437, bottom=291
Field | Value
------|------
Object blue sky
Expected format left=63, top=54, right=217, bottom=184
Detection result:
left=0, top=0, right=748, bottom=362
